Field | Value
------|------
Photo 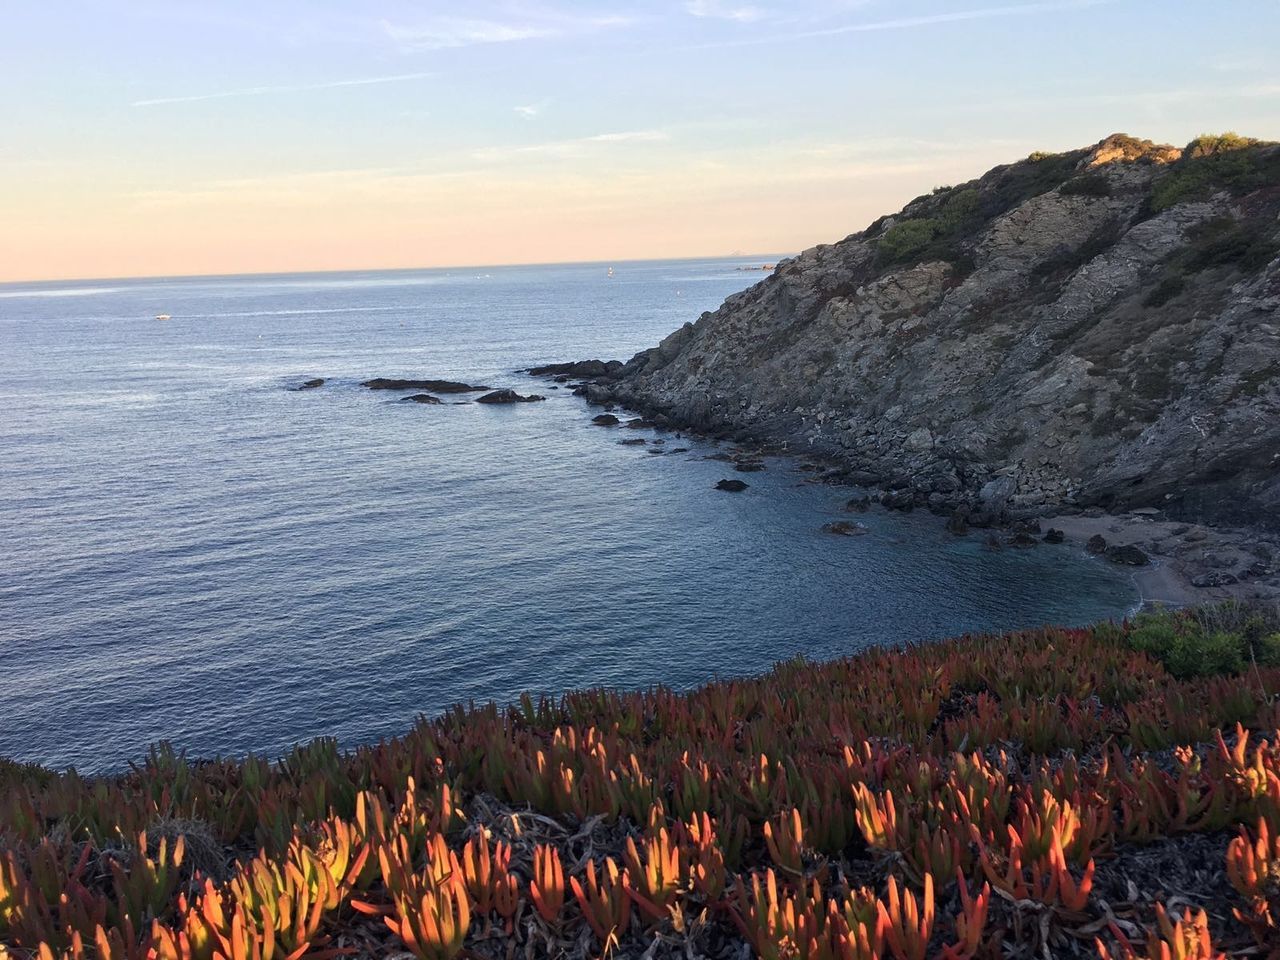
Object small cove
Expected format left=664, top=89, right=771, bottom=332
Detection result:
left=0, top=259, right=1139, bottom=770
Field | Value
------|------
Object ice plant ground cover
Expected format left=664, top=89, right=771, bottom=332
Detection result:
left=2, top=607, right=1280, bottom=959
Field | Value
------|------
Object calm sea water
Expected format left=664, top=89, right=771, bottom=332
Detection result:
left=0, top=259, right=1138, bottom=771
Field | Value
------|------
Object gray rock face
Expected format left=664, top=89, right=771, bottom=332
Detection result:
left=599, top=134, right=1280, bottom=529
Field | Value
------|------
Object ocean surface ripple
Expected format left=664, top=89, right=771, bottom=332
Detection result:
left=0, top=260, right=1138, bottom=771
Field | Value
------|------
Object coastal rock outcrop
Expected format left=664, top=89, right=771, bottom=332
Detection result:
left=476, top=389, right=546, bottom=404
left=362, top=378, right=490, bottom=393
left=526, top=359, right=624, bottom=379
left=581, top=134, right=1280, bottom=529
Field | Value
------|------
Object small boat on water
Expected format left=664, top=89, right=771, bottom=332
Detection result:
left=155, top=314, right=171, bottom=321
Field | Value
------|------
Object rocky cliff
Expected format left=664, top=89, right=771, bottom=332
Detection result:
left=595, top=134, right=1280, bottom=528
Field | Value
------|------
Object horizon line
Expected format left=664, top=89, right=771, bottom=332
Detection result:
left=0, top=251, right=795, bottom=289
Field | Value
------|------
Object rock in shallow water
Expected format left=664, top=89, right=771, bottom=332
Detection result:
left=1106, top=544, right=1150, bottom=566
left=715, top=479, right=749, bottom=492
left=592, top=414, right=621, bottom=426
left=476, top=389, right=546, bottom=404
left=295, top=378, right=325, bottom=390
left=401, top=393, right=444, bottom=404
left=362, top=378, right=489, bottom=393
left=823, top=520, right=868, bottom=536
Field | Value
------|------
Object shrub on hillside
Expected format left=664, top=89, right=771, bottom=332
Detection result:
left=875, top=217, right=940, bottom=264
left=1060, top=173, right=1113, bottom=198
left=1151, top=133, right=1280, bottom=211
left=1142, top=272, right=1185, bottom=307
left=1125, top=602, right=1280, bottom=678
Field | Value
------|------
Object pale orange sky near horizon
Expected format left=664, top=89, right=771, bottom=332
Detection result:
left=4, top=151, right=1018, bottom=282
left=4, top=0, right=1280, bottom=284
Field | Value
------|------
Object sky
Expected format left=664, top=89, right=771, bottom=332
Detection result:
left=2, top=1, right=1279, bottom=282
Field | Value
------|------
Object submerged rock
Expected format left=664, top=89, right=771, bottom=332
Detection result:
left=295, top=378, right=325, bottom=390
left=823, top=520, right=869, bottom=536
left=476, top=389, right=546, bottom=404
left=716, top=479, right=749, bottom=492
left=401, top=393, right=444, bottom=404
left=362, top=378, right=490, bottom=393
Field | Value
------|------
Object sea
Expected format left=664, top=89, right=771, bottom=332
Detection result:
left=0, top=258, right=1139, bottom=771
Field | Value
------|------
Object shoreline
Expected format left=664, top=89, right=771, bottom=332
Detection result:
left=528, top=366, right=1280, bottom=612
left=1040, top=511, right=1280, bottom=608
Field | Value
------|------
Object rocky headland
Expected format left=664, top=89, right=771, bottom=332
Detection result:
left=534, top=134, right=1280, bottom=605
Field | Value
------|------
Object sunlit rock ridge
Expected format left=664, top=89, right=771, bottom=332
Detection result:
left=603, top=134, right=1280, bottom=528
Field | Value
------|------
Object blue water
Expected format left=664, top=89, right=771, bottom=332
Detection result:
left=0, top=259, right=1138, bottom=771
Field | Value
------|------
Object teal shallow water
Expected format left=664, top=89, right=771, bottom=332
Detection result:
left=0, top=259, right=1139, bottom=771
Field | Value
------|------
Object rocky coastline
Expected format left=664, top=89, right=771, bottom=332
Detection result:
left=535, top=361, right=1280, bottom=608
left=526, top=133, right=1280, bottom=608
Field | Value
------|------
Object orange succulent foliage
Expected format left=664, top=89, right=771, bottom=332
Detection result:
left=5, top=620, right=1280, bottom=958
left=1097, top=905, right=1226, bottom=960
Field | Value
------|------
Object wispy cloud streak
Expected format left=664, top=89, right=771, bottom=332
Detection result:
left=685, top=0, right=770, bottom=22
left=381, top=12, right=632, bottom=51
left=683, top=0, right=1112, bottom=49
left=472, top=129, right=670, bottom=161
left=132, top=72, right=434, bottom=107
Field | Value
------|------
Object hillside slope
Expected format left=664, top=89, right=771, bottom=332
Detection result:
left=599, top=134, right=1280, bottom=528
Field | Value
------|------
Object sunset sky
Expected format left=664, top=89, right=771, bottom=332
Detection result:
left=3, top=1, right=1279, bottom=282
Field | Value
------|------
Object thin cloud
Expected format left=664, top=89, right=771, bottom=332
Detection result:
left=682, top=0, right=1112, bottom=49
left=132, top=72, right=434, bottom=107
left=381, top=18, right=555, bottom=50
left=514, top=99, right=551, bottom=118
left=793, top=0, right=1112, bottom=37
left=473, top=129, right=671, bottom=161
left=583, top=130, right=670, bottom=143
left=685, top=0, right=770, bottom=22
left=381, top=13, right=632, bottom=51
